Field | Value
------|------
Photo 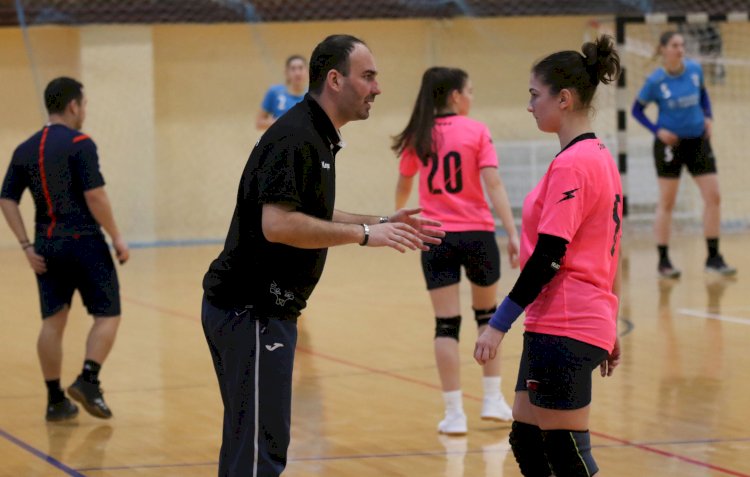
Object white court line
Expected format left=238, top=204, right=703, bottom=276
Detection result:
left=677, top=309, right=750, bottom=325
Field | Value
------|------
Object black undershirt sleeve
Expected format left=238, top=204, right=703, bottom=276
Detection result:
left=507, top=233, right=569, bottom=308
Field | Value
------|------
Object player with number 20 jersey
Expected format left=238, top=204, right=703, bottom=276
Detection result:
left=399, top=114, right=498, bottom=232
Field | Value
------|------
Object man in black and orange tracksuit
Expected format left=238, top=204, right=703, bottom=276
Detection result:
left=0, top=77, right=129, bottom=422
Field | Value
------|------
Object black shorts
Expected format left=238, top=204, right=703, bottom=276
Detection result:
left=653, top=136, right=717, bottom=178
left=34, top=234, right=121, bottom=319
left=421, top=231, right=500, bottom=290
left=515, top=332, right=608, bottom=410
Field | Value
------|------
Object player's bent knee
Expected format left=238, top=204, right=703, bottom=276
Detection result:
left=474, top=306, right=496, bottom=328
left=435, top=316, right=461, bottom=341
left=541, top=429, right=598, bottom=477
left=509, top=421, right=553, bottom=477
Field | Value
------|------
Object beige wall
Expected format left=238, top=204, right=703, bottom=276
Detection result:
left=1, top=16, right=748, bottom=247
left=81, top=26, right=157, bottom=243
left=0, top=27, right=80, bottom=247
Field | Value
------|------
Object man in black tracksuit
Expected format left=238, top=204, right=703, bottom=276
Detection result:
left=201, top=34, right=444, bottom=476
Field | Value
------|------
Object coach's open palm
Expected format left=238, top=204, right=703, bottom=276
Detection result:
left=369, top=208, right=445, bottom=252
left=389, top=208, right=444, bottom=242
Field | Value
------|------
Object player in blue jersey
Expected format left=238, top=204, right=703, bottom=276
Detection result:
left=632, top=31, right=735, bottom=278
left=0, top=77, right=129, bottom=422
left=255, top=54, right=308, bottom=130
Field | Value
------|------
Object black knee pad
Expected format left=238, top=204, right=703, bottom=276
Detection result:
left=509, top=421, right=553, bottom=477
left=474, top=306, right=496, bottom=328
left=541, top=429, right=598, bottom=477
left=435, top=316, right=461, bottom=341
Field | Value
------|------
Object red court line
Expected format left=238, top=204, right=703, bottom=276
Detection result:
left=294, top=345, right=448, bottom=395
left=122, top=296, right=195, bottom=321
left=587, top=432, right=750, bottom=477
left=121, top=296, right=750, bottom=477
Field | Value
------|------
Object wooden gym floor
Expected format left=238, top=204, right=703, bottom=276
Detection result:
left=1, top=229, right=749, bottom=476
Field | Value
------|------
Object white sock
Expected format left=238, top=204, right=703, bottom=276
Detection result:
left=483, top=377, right=502, bottom=400
left=442, top=390, right=464, bottom=416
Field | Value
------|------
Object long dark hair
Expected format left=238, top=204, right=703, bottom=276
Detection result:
left=532, top=34, right=621, bottom=109
left=392, top=66, right=468, bottom=164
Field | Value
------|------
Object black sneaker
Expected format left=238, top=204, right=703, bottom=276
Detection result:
left=46, top=398, right=78, bottom=422
left=658, top=262, right=681, bottom=279
left=67, top=378, right=113, bottom=419
left=705, top=255, right=737, bottom=276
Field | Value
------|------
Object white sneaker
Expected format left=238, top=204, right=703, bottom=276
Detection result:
left=438, top=412, right=467, bottom=435
left=481, top=396, right=513, bottom=422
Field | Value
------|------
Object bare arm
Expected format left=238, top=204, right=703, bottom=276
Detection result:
left=263, top=203, right=443, bottom=252
left=266, top=203, right=365, bottom=248
left=0, top=198, right=47, bottom=273
left=84, top=186, right=129, bottom=264
left=395, top=174, right=414, bottom=210
left=332, top=209, right=384, bottom=226
left=256, top=110, right=275, bottom=131
left=480, top=167, right=520, bottom=268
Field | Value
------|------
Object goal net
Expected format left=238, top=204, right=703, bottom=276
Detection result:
left=601, top=13, right=750, bottom=228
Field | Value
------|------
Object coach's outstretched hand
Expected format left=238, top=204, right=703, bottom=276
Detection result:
left=368, top=208, right=444, bottom=253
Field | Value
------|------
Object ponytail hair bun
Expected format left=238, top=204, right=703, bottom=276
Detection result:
left=581, top=34, right=621, bottom=86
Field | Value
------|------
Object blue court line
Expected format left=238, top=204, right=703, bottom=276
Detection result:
left=72, top=435, right=750, bottom=472
left=76, top=461, right=215, bottom=472
left=0, top=427, right=86, bottom=477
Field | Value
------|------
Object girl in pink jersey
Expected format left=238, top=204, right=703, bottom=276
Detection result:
left=393, top=67, right=520, bottom=435
left=474, top=35, right=623, bottom=476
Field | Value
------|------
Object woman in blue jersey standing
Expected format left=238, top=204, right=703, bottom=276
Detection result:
left=632, top=31, right=735, bottom=278
left=255, top=55, right=308, bottom=131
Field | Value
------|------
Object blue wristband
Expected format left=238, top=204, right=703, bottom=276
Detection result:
left=488, top=296, right=524, bottom=333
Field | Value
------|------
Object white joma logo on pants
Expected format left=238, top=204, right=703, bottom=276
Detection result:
left=265, top=343, right=284, bottom=351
